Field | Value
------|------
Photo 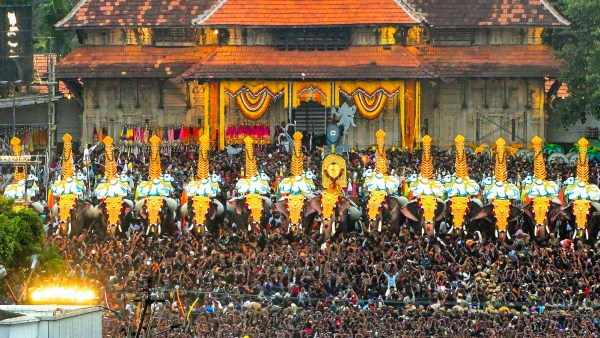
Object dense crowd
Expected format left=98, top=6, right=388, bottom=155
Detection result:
left=11, top=141, right=600, bottom=336
left=48, top=226, right=600, bottom=337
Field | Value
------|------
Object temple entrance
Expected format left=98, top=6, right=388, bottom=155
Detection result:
left=292, top=100, right=327, bottom=148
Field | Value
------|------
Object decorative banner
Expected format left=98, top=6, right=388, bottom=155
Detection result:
left=290, top=82, right=332, bottom=108
left=337, top=81, right=401, bottom=120
left=223, top=81, right=286, bottom=120
left=402, top=81, right=421, bottom=152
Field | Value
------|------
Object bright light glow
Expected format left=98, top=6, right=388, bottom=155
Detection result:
left=30, top=287, right=97, bottom=304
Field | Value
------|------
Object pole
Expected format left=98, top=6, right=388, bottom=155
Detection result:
left=12, top=94, right=16, bottom=138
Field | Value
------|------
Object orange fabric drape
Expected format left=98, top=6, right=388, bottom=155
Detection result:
left=405, top=81, right=416, bottom=153
left=209, top=82, right=220, bottom=146
left=353, top=92, right=388, bottom=120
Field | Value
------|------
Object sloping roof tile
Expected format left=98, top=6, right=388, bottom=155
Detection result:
left=56, top=0, right=215, bottom=28
left=405, top=0, right=570, bottom=27
left=181, top=46, right=437, bottom=80
left=410, top=45, right=562, bottom=78
left=192, top=0, right=425, bottom=27
left=57, top=46, right=216, bottom=78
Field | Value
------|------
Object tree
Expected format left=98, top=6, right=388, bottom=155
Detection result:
left=2, top=0, right=77, bottom=56
left=0, top=197, right=45, bottom=271
left=548, top=0, right=600, bottom=125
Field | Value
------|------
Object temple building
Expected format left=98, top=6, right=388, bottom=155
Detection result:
left=55, top=0, right=568, bottom=150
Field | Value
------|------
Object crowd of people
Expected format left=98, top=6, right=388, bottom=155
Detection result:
left=26, top=141, right=598, bottom=336
left=1, top=134, right=598, bottom=336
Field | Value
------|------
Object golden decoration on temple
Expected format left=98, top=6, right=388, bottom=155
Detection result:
left=367, top=190, right=387, bottom=220
left=290, top=132, right=304, bottom=177
left=105, top=196, right=123, bottom=226
left=493, top=199, right=511, bottom=232
left=103, top=136, right=117, bottom=181
left=494, top=138, right=507, bottom=182
left=450, top=196, right=470, bottom=228
left=573, top=199, right=590, bottom=232
left=58, top=193, right=77, bottom=224
left=375, top=130, right=388, bottom=175
left=244, top=136, right=258, bottom=178
left=532, top=196, right=550, bottom=226
left=145, top=196, right=163, bottom=226
left=10, top=137, right=24, bottom=182
left=245, top=193, right=263, bottom=224
left=577, top=137, right=589, bottom=183
left=196, top=135, right=210, bottom=180
left=61, top=134, right=74, bottom=179
left=531, top=136, right=546, bottom=181
left=287, top=194, right=305, bottom=226
left=148, top=135, right=162, bottom=180
left=191, top=195, right=211, bottom=229
left=454, top=135, right=468, bottom=179
left=420, top=135, right=433, bottom=180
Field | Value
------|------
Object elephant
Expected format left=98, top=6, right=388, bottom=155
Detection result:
left=474, top=202, right=523, bottom=241
left=95, top=198, right=135, bottom=236
left=134, top=197, right=178, bottom=235
left=520, top=198, right=563, bottom=238
left=364, top=194, right=409, bottom=233
left=51, top=199, right=102, bottom=236
left=400, top=197, right=446, bottom=237
left=181, top=197, right=225, bottom=236
left=227, top=195, right=273, bottom=232
left=555, top=200, right=600, bottom=240
left=443, top=197, right=488, bottom=236
left=274, top=194, right=322, bottom=234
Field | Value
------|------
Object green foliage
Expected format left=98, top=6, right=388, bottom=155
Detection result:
left=0, top=197, right=45, bottom=270
left=1, top=0, right=77, bottom=56
left=34, top=245, right=68, bottom=280
left=549, top=0, right=600, bottom=125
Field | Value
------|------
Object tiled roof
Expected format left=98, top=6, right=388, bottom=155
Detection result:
left=546, top=79, right=569, bottom=98
left=406, top=0, right=570, bottom=27
left=32, top=54, right=70, bottom=95
left=57, top=46, right=216, bottom=78
left=192, top=0, right=425, bottom=27
left=409, top=45, right=561, bottom=78
left=55, top=0, right=215, bottom=28
left=180, top=46, right=437, bottom=80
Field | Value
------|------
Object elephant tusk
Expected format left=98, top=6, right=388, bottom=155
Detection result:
left=506, top=231, right=511, bottom=240
left=421, top=227, right=425, bottom=236
left=586, top=229, right=589, bottom=240
left=146, top=226, right=150, bottom=236
left=573, top=230, right=576, bottom=240
left=495, top=229, right=498, bottom=238
left=545, top=225, right=550, bottom=235
left=248, top=223, right=251, bottom=232
left=158, top=224, right=161, bottom=235
left=377, top=219, right=382, bottom=233
left=188, top=223, right=194, bottom=231
left=68, top=222, right=72, bottom=235
left=319, top=221, right=323, bottom=234
left=331, top=220, right=336, bottom=236
left=118, top=224, right=122, bottom=233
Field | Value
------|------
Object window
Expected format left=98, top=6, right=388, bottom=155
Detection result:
left=274, top=28, right=350, bottom=51
left=126, top=28, right=152, bottom=45
left=153, top=28, right=197, bottom=46
left=430, top=29, right=474, bottom=46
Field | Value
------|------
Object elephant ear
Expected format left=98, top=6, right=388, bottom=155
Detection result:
left=435, top=198, right=446, bottom=222
left=123, top=199, right=134, bottom=209
left=521, top=201, right=533, bottom=219
left=84, top=204, right=101, bottom=219
left=591, top=202, right=600, bottom=214
left=30, top=201, right=45, bottom=214
left=165, top=198, right=178, bottom=211
left=389, top=195, right=409, bottom=208
left=509, top=205, right=523, bottom=223
left=228, top=197, right=245, bottom=215
left=400, top=200, right=420, bottom=222
left=209, top=200, right=224, bottom=221
left=134, top=199, right=145, bottom=212
left=305, top=196, right=322, bottom=216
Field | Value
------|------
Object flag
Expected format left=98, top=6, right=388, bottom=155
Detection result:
left=47, top=189, right=54, bottom=210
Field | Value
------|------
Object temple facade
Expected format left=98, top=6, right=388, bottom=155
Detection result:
left=56, top=0, right=568, bottom=150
